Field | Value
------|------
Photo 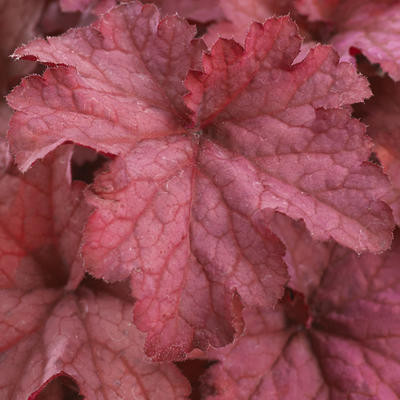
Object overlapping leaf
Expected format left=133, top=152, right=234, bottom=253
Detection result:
left=0, top=147, right=190, bottom=399
left=1, top=287, right=191, bottom=399
left=268, top=212, right=332, bottom=297
left=84, top=135, right=286, bottom=360
left=9, top=2, right=205, bottom=170
left=296, top=0, right=400, bottom=81
left=7, top=2, right=394, bottom=361
left=200, top=224, right=400, bottom=400
left=185, top=20, right=391, bottom=253
left=0, top=146, right=89, bottom=290
left=204, top=0, right=293, bottom=46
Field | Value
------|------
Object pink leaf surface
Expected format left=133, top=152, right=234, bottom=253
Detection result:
left=268, top=212, right=332, bottom=297
left=7, top=4, right=395, bottom=360
left=84, top=135, right=286, bottom=360
left=297, top=0, right=400, bottom=81
left=201, top=232, right=400, bottom=399
left=0, top=147, right=190, bottom=399
left=186, top=20, right=392, bottom=253
left=151, top=0, right=224, bottom=23
left=204, top=0, right=293, bottom=46
left=0, top=145, right=90, bottom=291
left=9, top=2, right=205, bottom=171
left=332, top=1, right=400, bottom=81
left=0, top=287, right=190, bottom=400
left=2, top=1, right=400, bottom=396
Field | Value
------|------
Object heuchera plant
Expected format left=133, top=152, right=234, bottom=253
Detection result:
left=1, top=0, right=400, bottom=399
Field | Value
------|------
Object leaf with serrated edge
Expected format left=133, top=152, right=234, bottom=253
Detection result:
left=200, top=233, right=400, bottom=400
left=7, top=5, right=394, bottom=360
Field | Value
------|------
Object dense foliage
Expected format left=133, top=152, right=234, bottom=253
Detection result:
left=1, top=1, right=400, bottom=399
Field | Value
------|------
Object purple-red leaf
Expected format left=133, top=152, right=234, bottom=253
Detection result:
left=200, top=229, right=400, bottom=400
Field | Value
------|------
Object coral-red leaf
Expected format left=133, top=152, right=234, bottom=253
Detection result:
left=186, top=20, right=392, bottom=253
left=83, top=135, right=287, bottom=360
left=7, top=6, right=395, bottom=362
left=0, top=146, right=189, bottom=398
left=9, top=2, right=204, bottom=171
left=331, top=1, right=400, bottom=81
